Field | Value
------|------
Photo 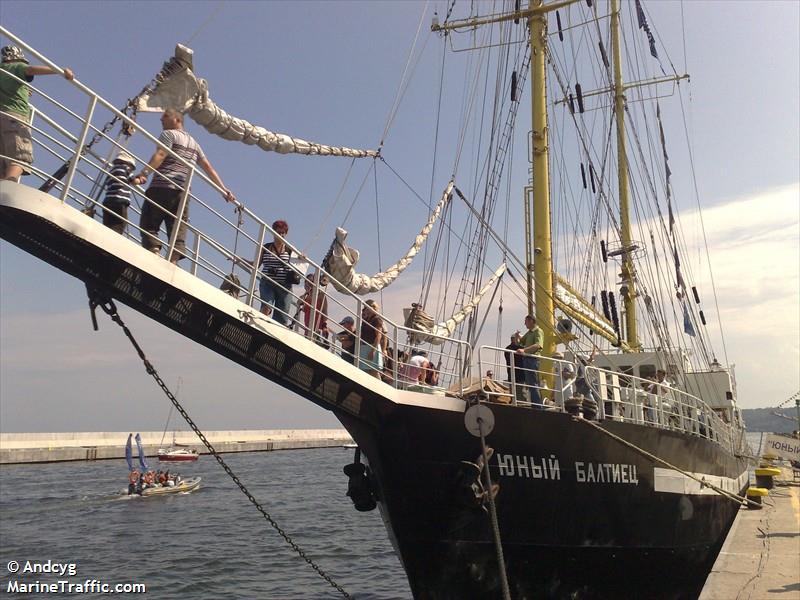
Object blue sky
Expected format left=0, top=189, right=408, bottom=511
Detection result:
left=1, top=1, right=798, bottom=432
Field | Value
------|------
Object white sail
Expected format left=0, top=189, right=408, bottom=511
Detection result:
left=137, top=45, right=378, bottom=158
left=404, top=263, right=507, bottom=345
left=326, top=182, right=455, bottom=295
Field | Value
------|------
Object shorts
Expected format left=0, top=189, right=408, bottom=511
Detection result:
left=0, top=112, right=33, bottom=175
left=358, top=343, right=384, bottom=373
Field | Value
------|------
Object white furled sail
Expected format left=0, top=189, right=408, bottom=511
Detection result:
left=404, top=263, right=507, bottom=345
left=326, top=182, right=455, bottom=295
left=137, top=45, right=378, bottom=158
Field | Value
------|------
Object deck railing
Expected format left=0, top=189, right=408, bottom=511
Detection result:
left=478, top=345, right=736, bottom=452
left=0, top=27, right=471, bottom=396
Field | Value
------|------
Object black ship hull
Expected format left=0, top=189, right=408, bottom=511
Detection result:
left=339, top=403, right=748, bottom=600
left=0, top=190, right=748, bottom=600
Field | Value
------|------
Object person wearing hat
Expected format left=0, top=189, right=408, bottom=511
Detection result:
left=336, top=315, right=356, bottom=365
left=100, top=152, right=137, bottom=234
left=0, top=45, right=74, bottom=181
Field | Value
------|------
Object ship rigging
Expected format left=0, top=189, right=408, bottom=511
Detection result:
left=0, top=1, right=753, bottom=597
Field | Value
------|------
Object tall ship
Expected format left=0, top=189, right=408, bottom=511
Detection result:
left=0, top=2, right=751, bottom=598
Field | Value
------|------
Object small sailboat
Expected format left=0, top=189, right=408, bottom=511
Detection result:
left=156, top=379, right=200, bottom=462
left=157, top=445, right=200, bottom=463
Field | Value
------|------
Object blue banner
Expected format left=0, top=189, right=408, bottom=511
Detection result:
left=125, top=433, right=133, bottom=471
left=135, top=433, right=149, bottom=471
left=683, top=302, right=696, bottom=337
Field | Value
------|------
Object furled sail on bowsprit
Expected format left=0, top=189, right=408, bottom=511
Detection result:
left=137, top=45, right=378, bottom=158
left=325, top=182, right=455, bottom=295
left=404, top=263, right=506, bottom=345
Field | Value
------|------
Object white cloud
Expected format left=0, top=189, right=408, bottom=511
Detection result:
left=678, top=184, right=799, bottom=407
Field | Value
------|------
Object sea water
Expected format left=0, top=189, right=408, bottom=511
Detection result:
left=0, top=448, right=411, bottom=599
left=1, top=436, right=767, bottom=599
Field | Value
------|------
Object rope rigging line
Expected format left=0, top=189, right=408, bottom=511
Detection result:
left=420, top=31, right=449, bottom=302
left=776, top=391, right=800, bottom=409
left=305, top=157, right=357, bottom=251
left=547, top=0, right=717, bottom=368
left=373, top=162, right=384, bottom=306
left=86, top=291, right=352, bottom=599
left=340, top=158, right=378, bottom=227
left=621, top=2, right=721, bottom=371
left=579, top=418, right=760, bottom=508
left=379, top=157, right=528, bottom=306
left=184, top=1, right=225, bottom=45
left=379, top=0, right=431, bottom=149
left=675, top=84, right=730, bottom=366
left=447, top=19, right=529, bottom=345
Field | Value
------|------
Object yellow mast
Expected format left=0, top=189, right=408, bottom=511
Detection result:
left=529, top=0, right=557, bottom=376
left=611, top=0, right=639, bottom=350
left=433, top=0, right=578, bottom=387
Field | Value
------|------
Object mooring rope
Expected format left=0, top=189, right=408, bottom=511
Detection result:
left=579, top=418, right=760, bottom=508
left=86, top=289, right=351, bottom=599
left=477, top=413, right=511, bottom=600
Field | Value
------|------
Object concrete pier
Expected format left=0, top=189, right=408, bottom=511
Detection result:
left=0, top=429, right=354, bottom=465
left=700, top=466, right=800, bottom=599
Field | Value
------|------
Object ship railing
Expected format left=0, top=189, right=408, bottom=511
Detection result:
left=476, top=346, right=577, bottom=410
left=1, top=28, right=473, bottom=398
left=475, top=345, right=734, bottom=451
left=584, top=366, right=734, bottom=450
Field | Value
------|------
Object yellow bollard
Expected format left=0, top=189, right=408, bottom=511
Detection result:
left=745, top=486, right=768, bottom=509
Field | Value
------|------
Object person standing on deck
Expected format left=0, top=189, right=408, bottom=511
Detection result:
left=516, top=315, right=543, bottom=407
left=258, top=220, right=300, bottom=326
left=359, top=299, right=384, bottom=379
left=504, top=331, right=526, bottom=402
left=131, top=108, right=235, bottom=263
left=0, top=45, right=74, bottom=181
left=100, top=152, right=136, bottom=234
left=336, top=316, right=356, bottom=365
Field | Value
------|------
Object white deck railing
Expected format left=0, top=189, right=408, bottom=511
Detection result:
left=0, top=27, right=470, bottom=396
left=478, top=345, right=736, bottom=453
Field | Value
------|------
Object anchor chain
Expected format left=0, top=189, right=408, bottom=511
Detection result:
left=86, top=287, right=351, bottom=599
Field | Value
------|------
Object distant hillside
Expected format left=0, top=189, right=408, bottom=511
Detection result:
left=742, top=408, right=798, bottom=433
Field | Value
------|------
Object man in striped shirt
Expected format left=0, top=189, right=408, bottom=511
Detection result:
left=132, top=108, right=235, bottom=263
left=101, top=151, right=135, bottom=234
